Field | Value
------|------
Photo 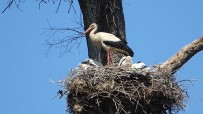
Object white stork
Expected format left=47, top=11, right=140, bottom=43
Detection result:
left=83, top=23, right=134, bottom=65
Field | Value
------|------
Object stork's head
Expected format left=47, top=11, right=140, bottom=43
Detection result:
left=83, top=23, right=98, bottom=35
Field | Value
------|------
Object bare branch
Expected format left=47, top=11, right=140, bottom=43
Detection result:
left=2, top=0, right=74, bottom=13
left=71, top=13, right=84, bottom=28
left=38, top=0, right=75, bottom=13
left=55, top=0, right=62, bottom=13
left=159, top=36, right=203, bottom=74
left=2, top=0, right=14, bottom=13
left=14, top=0, right=24, bottom=11
left=43, top=19, right=84, bottom=57
left=67, top=0, right=75, bottom=14
left=2, top=0, right=24, bottom=13
left=38, top=0, right=47, bottom=9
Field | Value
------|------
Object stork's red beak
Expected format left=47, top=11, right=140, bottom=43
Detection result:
left=83, top=26, right=92, bottom=35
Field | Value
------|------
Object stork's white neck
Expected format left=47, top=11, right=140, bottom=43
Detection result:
left=89, top=26, right=98, bottom=41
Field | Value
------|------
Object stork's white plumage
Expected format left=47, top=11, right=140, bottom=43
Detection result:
left=118, top=56, right=133, bottom=69
left=118, top=56, right=146, bottom=69
left=79, top=58, right=103, bottom=70
left=83, top=23, right=134, bottom=65
left=85, top=59, right=103, bottom=67
left=132, top=61, right=146, bottom=69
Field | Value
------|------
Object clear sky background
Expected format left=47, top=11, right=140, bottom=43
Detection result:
left=0, top=0, right=203, bottom=114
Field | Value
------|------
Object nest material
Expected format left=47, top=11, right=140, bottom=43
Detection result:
left=65, top=66, right=186, bottom=114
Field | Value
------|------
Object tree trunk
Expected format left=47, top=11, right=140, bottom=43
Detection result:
left=78, top=0, right=126, bottom=65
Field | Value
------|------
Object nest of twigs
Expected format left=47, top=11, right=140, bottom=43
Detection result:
left=65, top=66, right=186, bottom=114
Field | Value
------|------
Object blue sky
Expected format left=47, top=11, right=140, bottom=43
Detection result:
left=0, top=0, right=203, bottom=114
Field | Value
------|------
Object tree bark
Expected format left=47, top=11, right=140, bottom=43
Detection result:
left=159, top=36, right=203, bottom=74
left=78, top=0, right=126, bottom=65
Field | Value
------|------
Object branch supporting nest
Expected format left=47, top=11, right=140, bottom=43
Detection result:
left=65, top=67, right=187, bottom=114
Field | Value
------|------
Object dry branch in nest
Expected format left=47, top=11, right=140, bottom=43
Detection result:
left=65, top=66, right=187, bottom=114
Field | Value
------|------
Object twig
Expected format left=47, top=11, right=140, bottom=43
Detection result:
left=39, top=0, right=47, bottom=9
left=67, top=0, right=75, bottom=13
left=38, top=0, right=74, bottom=13
left=43, top=20, right=84, bottom=57
left=55, top=0, right=62, bottom=13
left=2, top=0, right=14, bottom=13
left=52, top=90, right=67, bottom=99
left=2, top=0, right=24, bottom=13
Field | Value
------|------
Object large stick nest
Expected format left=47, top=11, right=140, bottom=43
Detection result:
left=65, top=66, right=186, bottom=114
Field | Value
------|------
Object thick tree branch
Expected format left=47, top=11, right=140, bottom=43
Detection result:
left=159, top=36, right=203, bottom=74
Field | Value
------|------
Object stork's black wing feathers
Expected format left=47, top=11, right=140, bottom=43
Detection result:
left=103, top=41, right=134, bottom=57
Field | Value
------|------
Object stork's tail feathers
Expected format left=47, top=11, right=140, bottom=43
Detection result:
left=125, top=45, right=134, bottom=57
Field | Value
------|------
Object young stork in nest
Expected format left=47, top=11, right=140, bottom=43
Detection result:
left=83, top=23, right=134, bottom=65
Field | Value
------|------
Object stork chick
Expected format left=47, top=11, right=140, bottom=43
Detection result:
left=118, top=56, right=133, bottom=69
left=132, top=61, right=146, bottom=69
left=79, top=58, right=103, bottom=70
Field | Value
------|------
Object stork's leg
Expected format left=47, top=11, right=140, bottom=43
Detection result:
left=107, top=50, right=110, bottom=65
left=98, top=51, right=101, bottom=62
left=107, top=50, right=112, bottom=65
